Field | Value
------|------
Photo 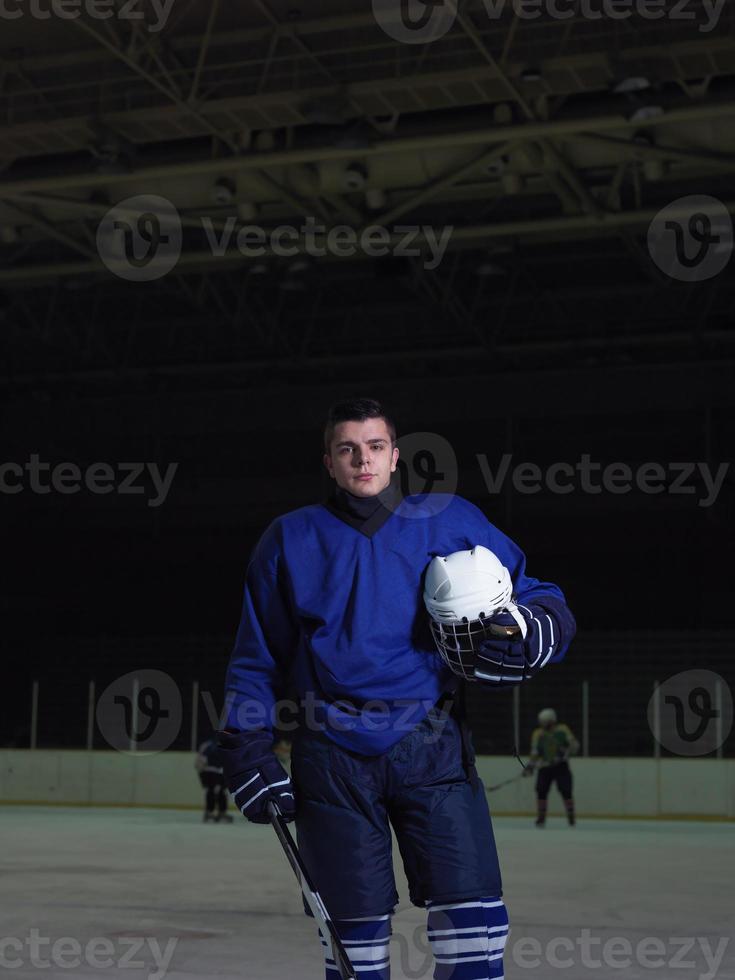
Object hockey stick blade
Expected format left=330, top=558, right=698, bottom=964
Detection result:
left=267, top=803, right=357, bottom=980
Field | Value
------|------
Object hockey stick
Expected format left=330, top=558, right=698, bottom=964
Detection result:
left=485, top=773, right=526, bottom=792
left=486, top=756, right=567, bottom=792
left=267, top=803, right=357, bottom=980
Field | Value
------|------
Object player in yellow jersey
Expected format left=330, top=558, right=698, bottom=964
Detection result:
left=523, top=708, right=579, bottom=826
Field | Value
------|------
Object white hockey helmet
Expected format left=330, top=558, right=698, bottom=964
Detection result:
left=538, top=708, right=557, bottom=726
left=423, top=545, right=527, bottom=682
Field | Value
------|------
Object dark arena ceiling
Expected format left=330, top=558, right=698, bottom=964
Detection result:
left=0, top=0, right=734, bottom=390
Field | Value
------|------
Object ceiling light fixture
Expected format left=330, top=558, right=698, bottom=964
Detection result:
left=213, top=177, right=236, bottom=206
left=365, top=188, right=387, bottom=211
left=342, top=163, right=368, bottom=192
left=628, top=105, right=664, bottom=124
left=520, top=67, right=542, bottom=83
left=237, top=201, right=258, bottom=222
left=476, top=259, right=507, bottom=277
left=613, top=76, right=651, bottom=94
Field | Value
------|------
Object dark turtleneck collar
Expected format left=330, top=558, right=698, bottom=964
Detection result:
left=324, top=477, right=403, bottom=538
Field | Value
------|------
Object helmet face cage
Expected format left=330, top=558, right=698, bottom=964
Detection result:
left=430, top=615, right=503, bottom=682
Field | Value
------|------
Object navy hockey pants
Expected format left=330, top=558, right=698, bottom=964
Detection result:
left=536, top=761, right=573, bottom=800
left=291, top=708, right=502, bottom=919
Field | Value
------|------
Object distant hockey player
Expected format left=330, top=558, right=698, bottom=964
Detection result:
left=195, top=737, right=233, bottom=824
left=218, top=398, right=576, bottom=980
left=523, top=708, right=579, bottom=826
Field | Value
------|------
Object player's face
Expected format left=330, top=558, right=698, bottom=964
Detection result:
left=324, top=418, right=399, bottom=497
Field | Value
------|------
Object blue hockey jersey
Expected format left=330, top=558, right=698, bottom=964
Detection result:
left=223, top=493, right=573, bottom=754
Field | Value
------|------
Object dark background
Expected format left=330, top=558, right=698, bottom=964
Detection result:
left=4, top=378, right=733, bottom=756
left=1, top=1, right=733, bottom=757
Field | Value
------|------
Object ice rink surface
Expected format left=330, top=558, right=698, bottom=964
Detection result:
left=1, top=806, right=733, bottom=980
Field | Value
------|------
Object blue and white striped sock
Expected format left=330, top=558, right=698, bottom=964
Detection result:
left=427, top=897, right=509, bottom=980
left=321, top=914, right=392, bottom=979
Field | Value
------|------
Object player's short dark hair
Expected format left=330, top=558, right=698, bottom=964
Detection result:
left=323, top=398, right=397, bottom=452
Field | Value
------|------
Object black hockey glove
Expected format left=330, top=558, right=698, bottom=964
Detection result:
left=217, top=730, right=295, bottom=824
left=475, top=601, right=569, bottom=686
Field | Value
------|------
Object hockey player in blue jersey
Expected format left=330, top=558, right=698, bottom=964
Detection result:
left=218, top=398, right=576, bottom=980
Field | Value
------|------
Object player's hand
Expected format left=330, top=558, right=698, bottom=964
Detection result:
left=522, top=766, right=535, bottom=778
left=231, top=757, right=294, bottom=824
left=475, top=604, right=561, bottom=685
left=474, top=609, right=531, bottom=684
left=474, top=634, right=529, bottom=685
left=516, top=603, right=564, bottom=674
left=218, top=730, right=295, bottom=824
